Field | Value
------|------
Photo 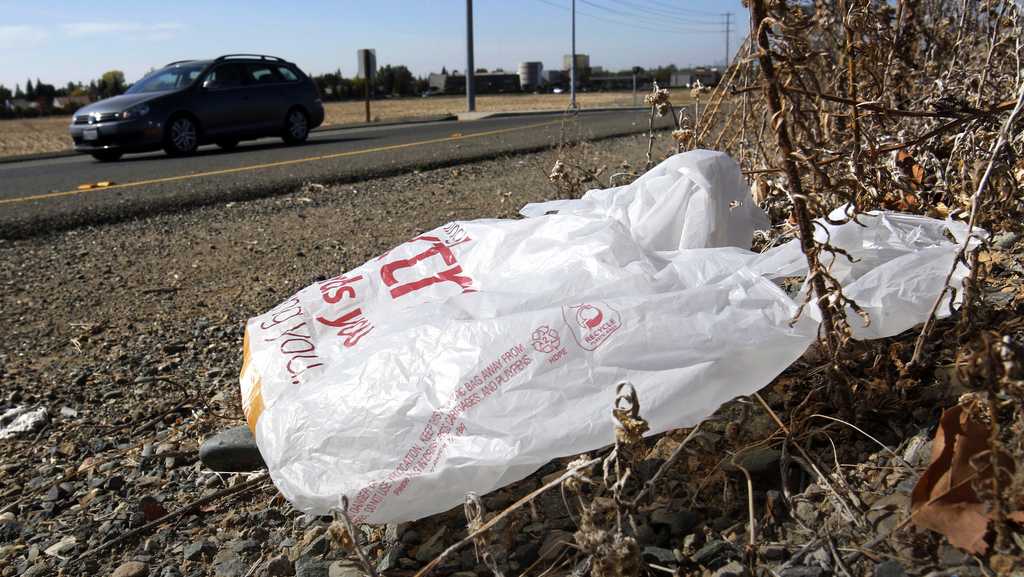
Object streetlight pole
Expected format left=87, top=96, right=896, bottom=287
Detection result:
left=570, top=0, right=577, bottom=109
left=466, top=0, right=476, bottom=112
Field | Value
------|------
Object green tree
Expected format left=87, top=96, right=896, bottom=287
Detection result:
left=14, top=83, right=23, bottom=98
left=25, top=78, right=35, bottom=99
left=97, top=70, right=126, bottom=98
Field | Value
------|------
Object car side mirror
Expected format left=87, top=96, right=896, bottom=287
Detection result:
left=201, top=79, right=212, bottom=90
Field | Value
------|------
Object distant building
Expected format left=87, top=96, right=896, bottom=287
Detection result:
left=542, top=70, right=566, bottom=85
left=590, top=75, right=646, bottom=91
left=518, top=61, right=544, bottom=90
left=562, top=54, right=590, bottom=71
left=429, top=71, right=521, bottom=94
left=4, top=98, right=36, bottom=111
left=52, top=95, right=91, bottom=110
left=357, top=49, right=377, bottom=79
left=671, top=67, right=722, bottom=88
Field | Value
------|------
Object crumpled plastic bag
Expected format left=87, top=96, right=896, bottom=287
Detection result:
left=239, top=150, right=973, bottom=523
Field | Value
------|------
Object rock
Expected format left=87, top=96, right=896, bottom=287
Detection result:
left=400, top=528, right=421, bottom=545
left=183, top=540, right=216, bottom=562
left=714, top=561, right=748, bottom=577
left=875, top=560, right=907, bottom=577
left=60, top=406, right=78, bottom=418
left=779, top=568, right=824, bottom=577
left=213, top=548, right=247, bottom=577
left=722, top=447, right=781, bottom=476
left=199, top=426, right=267, bottom=472
left=413, top=526, right=447, bottom=563
left=993, top=231, right=1019, bottom=249
left=159, top=567, right=182, bottom=577
left=138, top=496, right=168, bottom=522
left=259, top=508, right=287, bottom=527
left=649, top=509, right=698, bottom=534
left=793, top=500, right=819, bottom=525
left=111, top=561, right=150, bottom=577
left=641, top=546, right=677, bottom=564
left=295, top=556, right=330, bottom=577
left=762, top=544, right=787, bottom=561
left=0, top=406, right=48, bottom=439
left=266, top=556, right=295, bottom=577
left=692, top=540, right=731, bottom=566
left=226, top=539, right=259, bottom=555
left=938, top=544, right=970, bottom=567
left=44, top=484, right=68, bottom=502
left=327, top=562, right=364, bottom=577
left=0, top=515, right=18, bottom=542
left=104, top=475, right=126, bottom=492
left=513, top=542, right=539, bottom=565
left=44, top=535, right=76, bottom=557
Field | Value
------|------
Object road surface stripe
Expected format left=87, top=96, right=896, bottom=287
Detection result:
left=0, top=119, right=562, bottom=206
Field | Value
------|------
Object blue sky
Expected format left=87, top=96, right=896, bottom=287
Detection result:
left=0, top=0, right=748, bottom=90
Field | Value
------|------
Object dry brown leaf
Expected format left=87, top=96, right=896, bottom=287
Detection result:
left=910, top=404, right=1014, bottom=554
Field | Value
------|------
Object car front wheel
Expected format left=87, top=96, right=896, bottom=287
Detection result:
left=282, top=108, right=309, bottom=144
left=163, top=115, right=199, bottom=156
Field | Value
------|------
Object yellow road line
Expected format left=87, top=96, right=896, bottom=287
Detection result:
left=1, top=119, right=562, bottom=206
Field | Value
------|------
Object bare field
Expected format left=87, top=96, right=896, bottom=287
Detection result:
left=0, top=91, right=646, bottom=158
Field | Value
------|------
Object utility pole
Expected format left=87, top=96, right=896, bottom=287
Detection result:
left=723, top=12, right=732, bottom=68
left=570, top=0, right=577, bottom=109
left=466, top=0, right=476, bottom=112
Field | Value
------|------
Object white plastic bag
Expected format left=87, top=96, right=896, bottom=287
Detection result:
left=240, top=150, right=970, bottom=523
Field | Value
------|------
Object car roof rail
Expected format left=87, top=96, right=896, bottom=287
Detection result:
left=165, top=59, right=199, bottom=67
left=214, top=54, right=286, bottom=63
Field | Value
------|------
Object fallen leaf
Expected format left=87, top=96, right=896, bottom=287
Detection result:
left=910, top=404, right=1015, bottom=554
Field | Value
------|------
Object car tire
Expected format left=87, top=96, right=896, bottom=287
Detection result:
left=216, top=139, right=239, bottom=151
left=282, top=108, right=309, bottom=145
left=163, top=114, right=200, bottom=156
left=91, top=150, right=123, bottom=162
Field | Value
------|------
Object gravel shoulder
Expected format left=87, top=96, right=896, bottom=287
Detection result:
left=1, top=132, right=1018, bottom=577
left=0, top=134, right=651, bottom=577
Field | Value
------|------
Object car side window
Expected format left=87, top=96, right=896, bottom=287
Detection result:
left=276, top=66, right=299, bottom=82
left=245, top=64, right=283, bottom=85
left=205, top=63, right=245, bottom=89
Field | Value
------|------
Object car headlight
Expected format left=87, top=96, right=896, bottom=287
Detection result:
left=121, top=103, right=150, bottom=120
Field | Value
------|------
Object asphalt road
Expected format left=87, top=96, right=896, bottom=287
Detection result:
left=0, top=110, right=674, bottom=239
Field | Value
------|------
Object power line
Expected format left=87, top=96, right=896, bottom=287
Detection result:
left=581, top=0, right=724, bottom=26
left=606, top=0, right=724, bottom=25
left=533, top=0, right=722, bottom=35
left=629, top=0, right=719, bottom=17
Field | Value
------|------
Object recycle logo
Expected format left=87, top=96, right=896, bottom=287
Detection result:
left=530, top=325, right=561, bottom=354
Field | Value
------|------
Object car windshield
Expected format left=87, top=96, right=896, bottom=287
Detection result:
left=125, top=63, right=206, bottom=94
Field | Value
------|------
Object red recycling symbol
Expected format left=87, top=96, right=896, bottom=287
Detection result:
left=530, top=325, right=561, bottom=354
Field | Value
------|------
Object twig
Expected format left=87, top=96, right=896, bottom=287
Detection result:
left=754, top=394, right=865, bottom=529
left=338, top=496, right=380, bottom=577
left=73, top=473, right=269, bottom=561
left=749, top=0, right=841, bottom=355
left=413, top=457, right=601, bottom=577
left=910, top=79, right=1024, bottom=366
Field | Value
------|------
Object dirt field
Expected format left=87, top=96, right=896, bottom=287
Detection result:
left=0, top=91, right=644, bottom=158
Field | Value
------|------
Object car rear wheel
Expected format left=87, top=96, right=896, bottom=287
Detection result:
left=163, top=115, right=199, bottom=156
left=216, top=139, right=239, bottom=151
left=282, top=108, right=309, bottom=144
left=90, top=150, right=123, bottom=162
